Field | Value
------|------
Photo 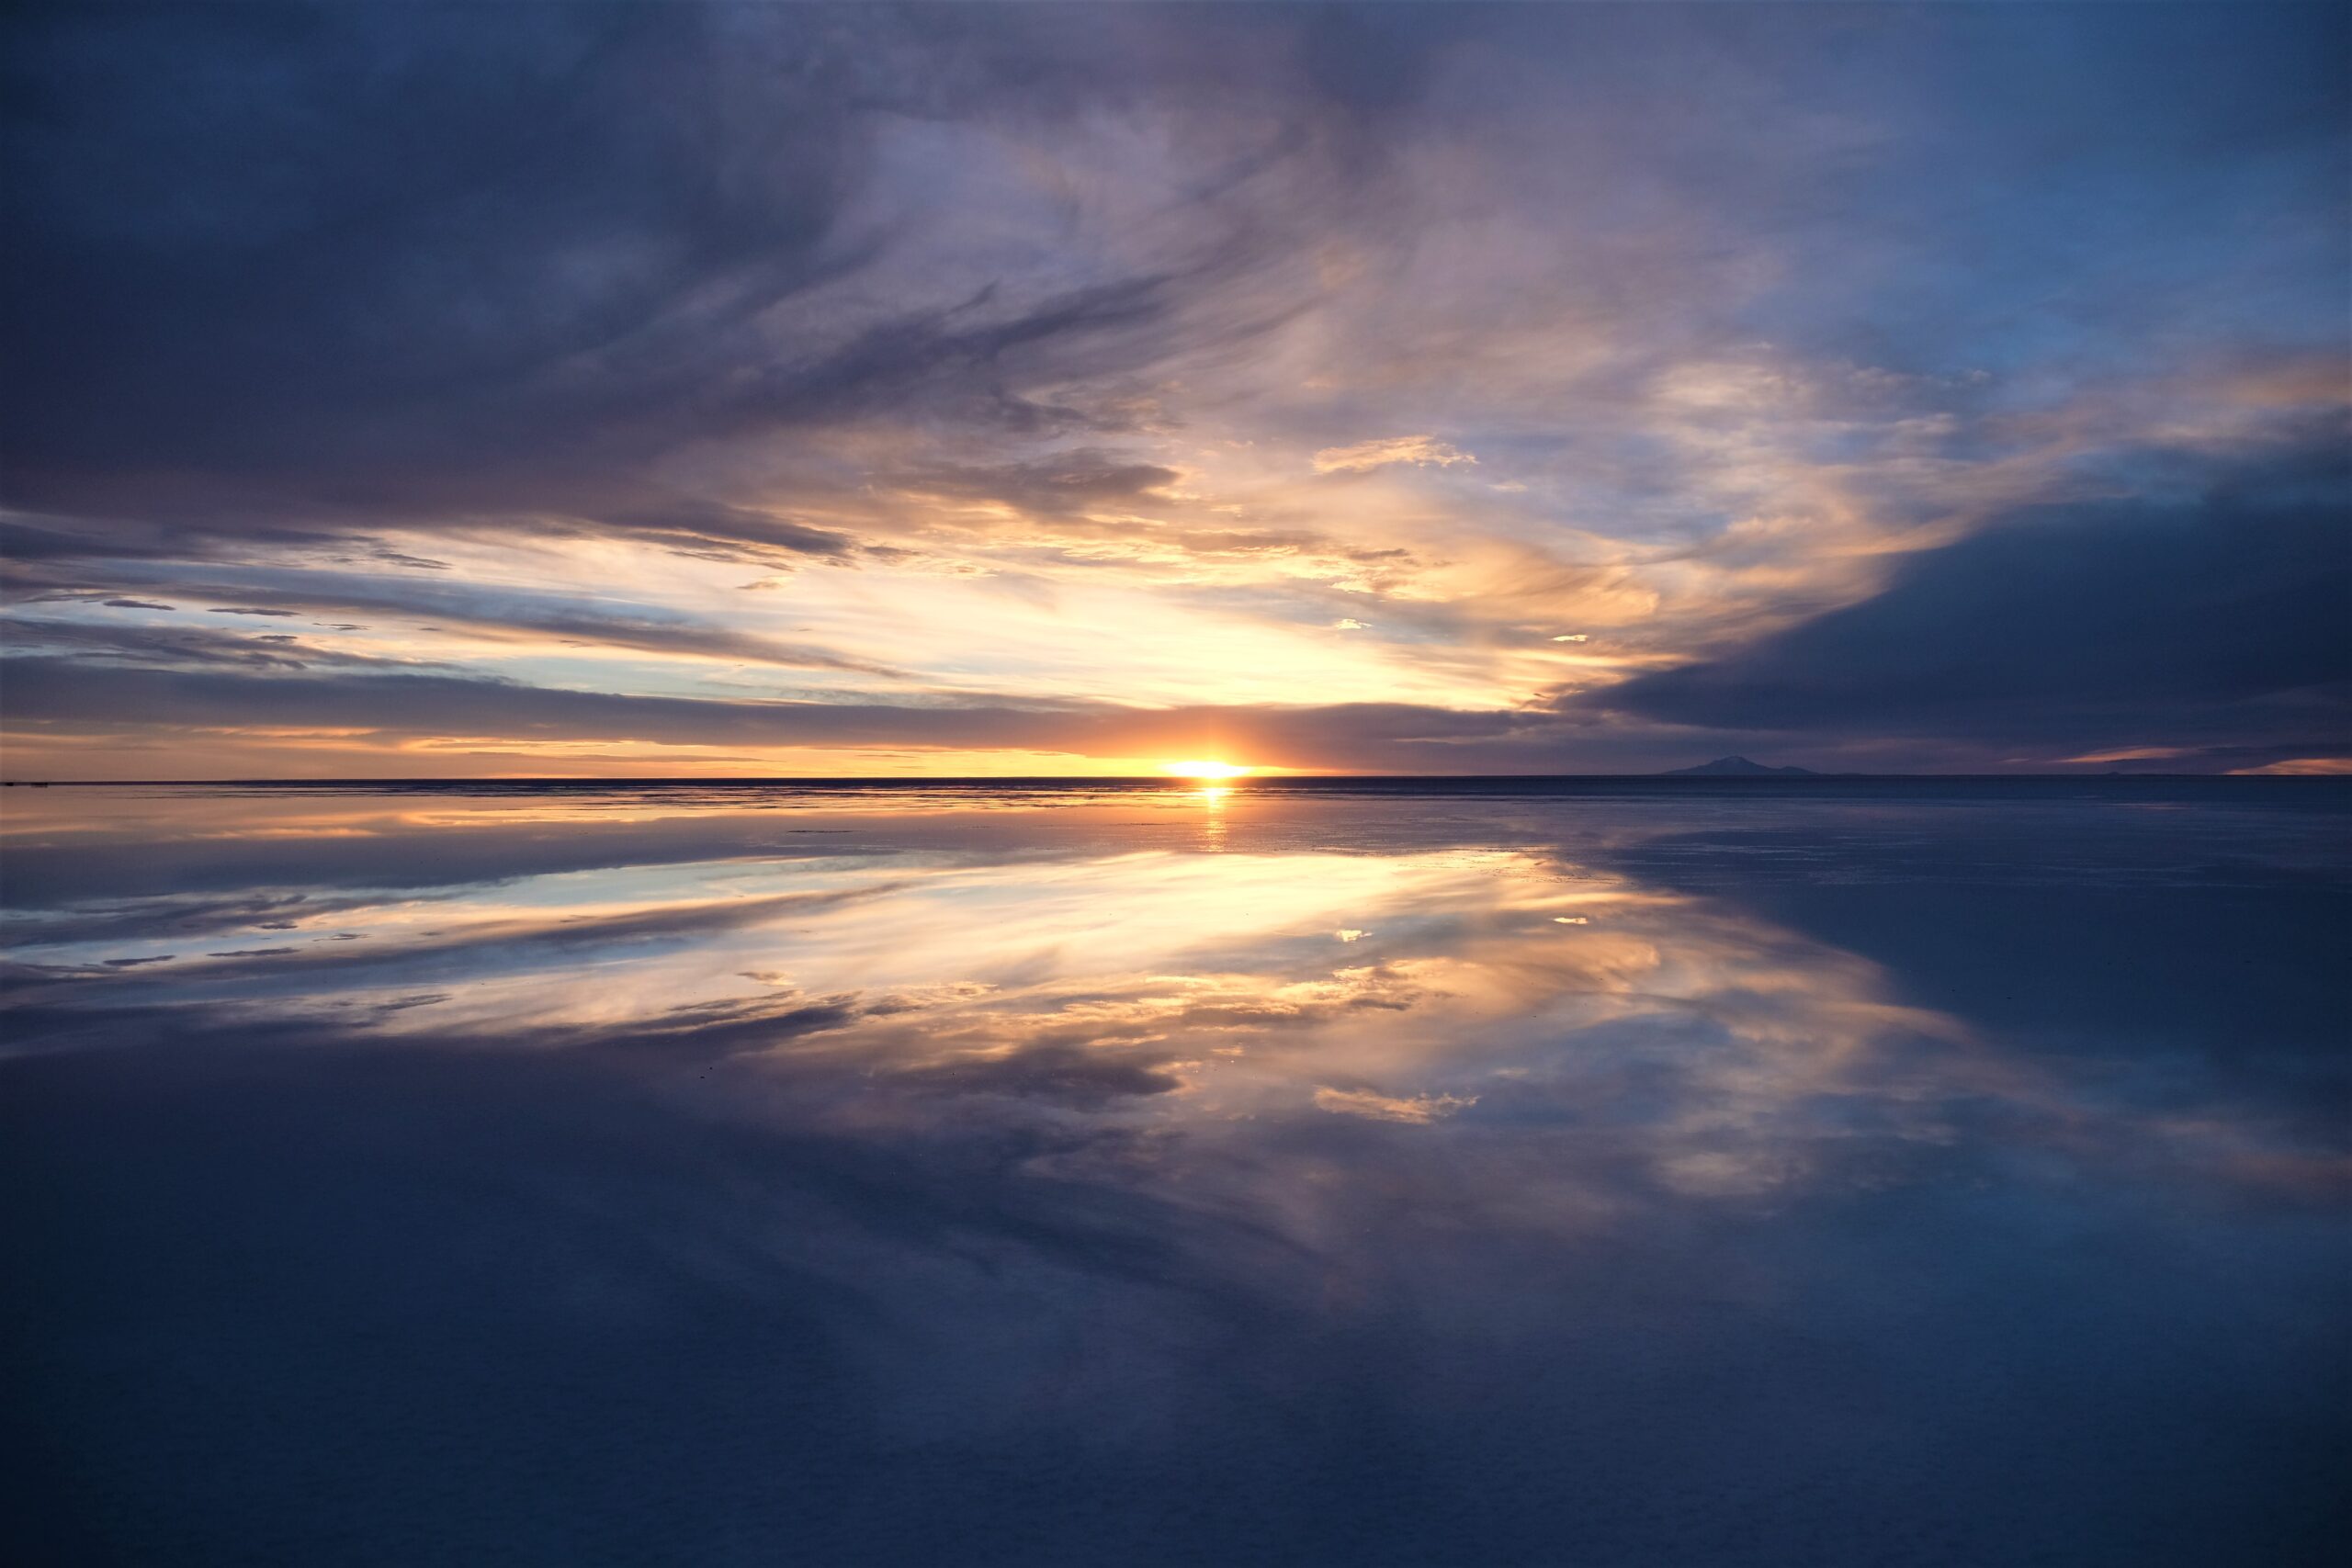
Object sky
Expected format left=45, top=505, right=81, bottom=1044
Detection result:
left=2, top=0, right=2346, bottom=778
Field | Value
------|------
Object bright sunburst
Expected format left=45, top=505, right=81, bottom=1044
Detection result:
left=1160, top=760, right=1250, bottom=781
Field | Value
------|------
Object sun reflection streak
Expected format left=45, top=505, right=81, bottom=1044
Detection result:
left=1198, top=784, right=1228, bottom=852
left=6, top=786, right=2335, bottom=1224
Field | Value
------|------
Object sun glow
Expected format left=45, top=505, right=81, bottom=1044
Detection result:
left=1161, top=760, right=1250, bottom=781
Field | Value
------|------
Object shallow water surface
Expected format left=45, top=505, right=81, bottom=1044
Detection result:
left=5, top=781, right=2347, bottom=1565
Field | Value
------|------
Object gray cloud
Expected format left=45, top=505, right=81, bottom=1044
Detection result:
left=0, top=655, right=1552, bottom=766
left=0, top=2, right=1434, bottom=544
left=1599, top=441, right=2352, bottom=758
left=4, top=3, right=2346, bottom=772
left=3, top=618, right=435, bottom=671
left=891, top=452, right=1182, bottom=518
left=892, top=1042, right=1187, bottom=1109
left=10, top=564, right=903, bottom=676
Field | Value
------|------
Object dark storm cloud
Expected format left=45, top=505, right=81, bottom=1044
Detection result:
left=3, top=1, right=865, bottom=511
left=0, top=1, right=1441, bottom=541
left=1601, top=441, right=2352, bottom=756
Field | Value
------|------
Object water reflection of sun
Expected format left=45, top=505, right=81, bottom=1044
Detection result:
left=1198, top=782, right=1228, bottom=850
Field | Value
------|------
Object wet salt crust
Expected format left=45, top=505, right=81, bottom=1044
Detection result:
left=6, top=778, right=2346, bottom=1566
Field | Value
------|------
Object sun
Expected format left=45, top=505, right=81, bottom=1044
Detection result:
left=1159, top=760, right=1251, bottom=781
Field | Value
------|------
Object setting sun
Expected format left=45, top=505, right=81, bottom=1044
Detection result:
left=1160, top=760, right=1251, bottom=781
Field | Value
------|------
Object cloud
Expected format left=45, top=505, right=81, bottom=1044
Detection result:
left=1312, top=1087, right=1476, bottom=1123
left=5, top=885, right=906, bottom=1007
left=1311, top=436, right=1477, bottom=475
left=2, top=618, right=433, bottom=672
left=892, top=1043, right=1186, bottom=1108
left=0, top=2, right=1437, bottom=545
left=2, top=3, right=2346, bottom=773
left=2235, top=757, right=2352, bottom=777
left=888, top=452, right=1182, bottom=518
left=0, top=656, right=1556, bottom=767
left=11, top=565, right=904, bottom=677
left=1599, top=441, right=2352, bottom=758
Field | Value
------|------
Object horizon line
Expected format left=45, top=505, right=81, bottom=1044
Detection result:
left=5, top=772, right=2339, bottom=788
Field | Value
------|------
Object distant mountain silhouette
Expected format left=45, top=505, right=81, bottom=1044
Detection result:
left=1664, top=756, right=1816, bottom=776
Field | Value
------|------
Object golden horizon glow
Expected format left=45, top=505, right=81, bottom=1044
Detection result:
left=1160, top=760, right=1251, bottom=781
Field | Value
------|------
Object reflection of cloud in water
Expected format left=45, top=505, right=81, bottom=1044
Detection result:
left=5, top=785, right=2346, bottom=1565
left=8, top=791, right=2336, bottom=1216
